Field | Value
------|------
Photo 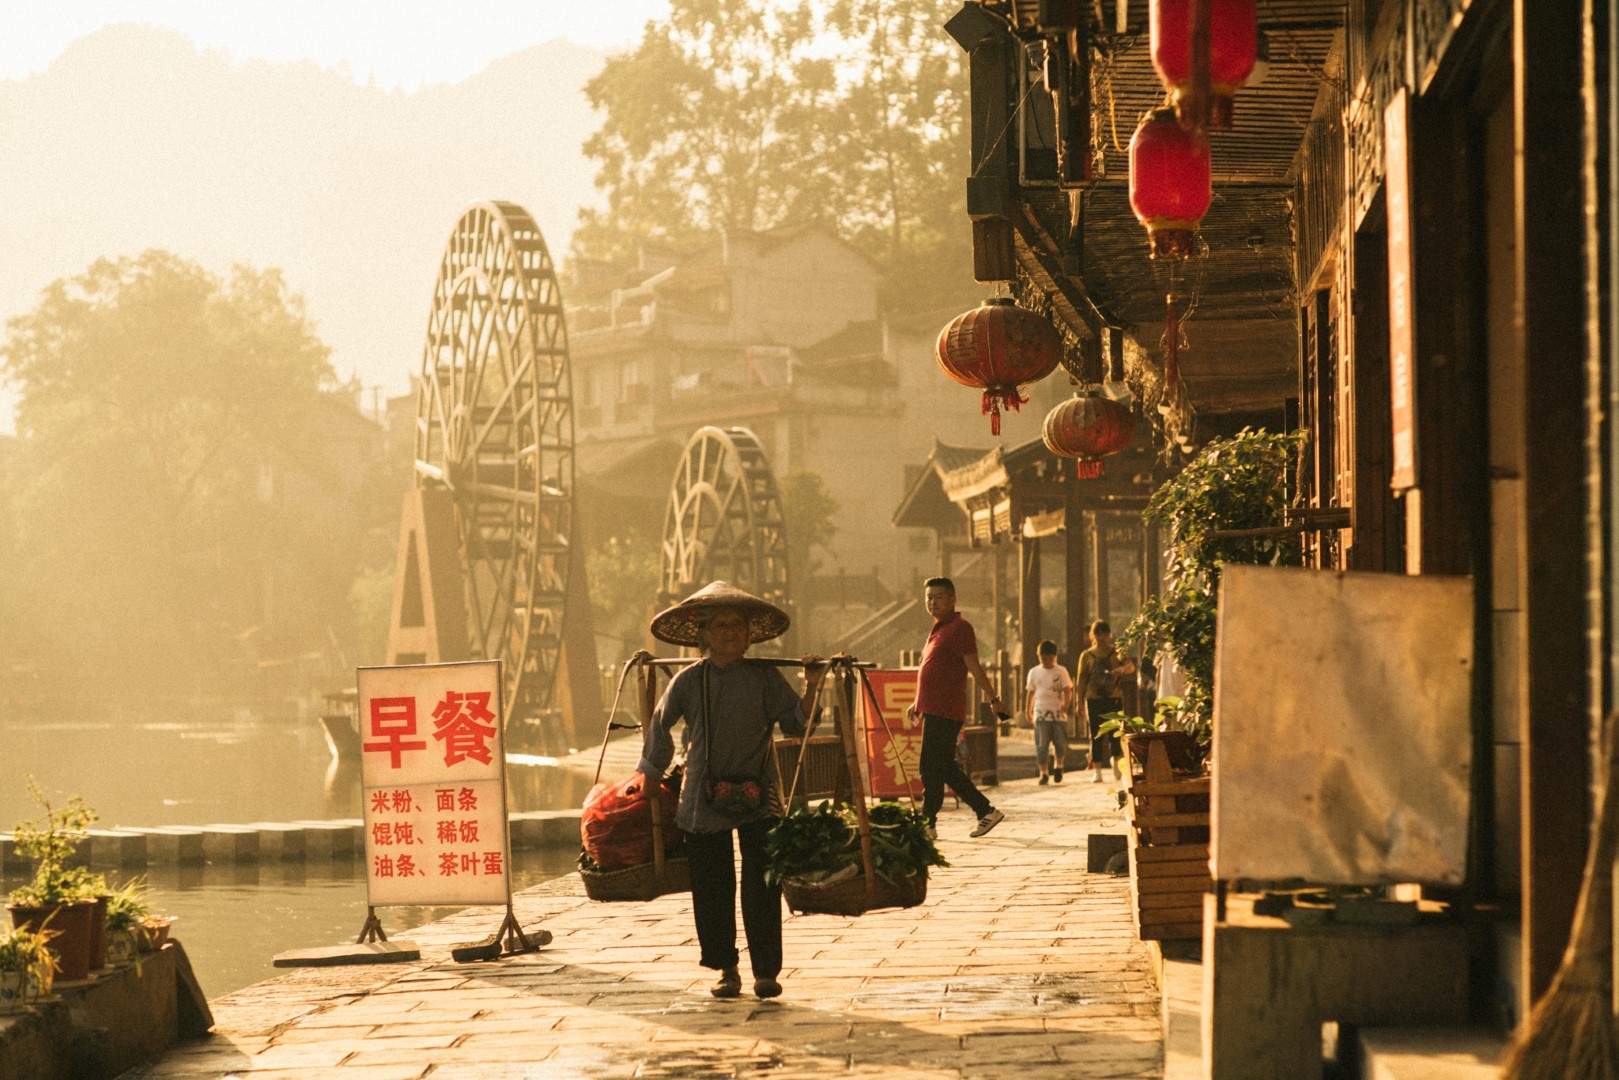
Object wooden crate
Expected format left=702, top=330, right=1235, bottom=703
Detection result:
left=1122, top=733, right=1212, bottom=941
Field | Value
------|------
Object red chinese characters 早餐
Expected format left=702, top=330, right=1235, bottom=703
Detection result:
left=364, top=697, right=427, bottom=768
left=431, top=690, right=498, bottom=767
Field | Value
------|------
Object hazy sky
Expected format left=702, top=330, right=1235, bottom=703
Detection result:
left=0, top=0, right=670, bottom=87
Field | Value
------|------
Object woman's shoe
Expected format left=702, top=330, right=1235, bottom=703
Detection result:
left=711, top=967, right=742, bottom=998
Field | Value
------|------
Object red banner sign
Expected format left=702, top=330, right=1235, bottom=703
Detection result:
left=861, top=669, right=922, bottom=800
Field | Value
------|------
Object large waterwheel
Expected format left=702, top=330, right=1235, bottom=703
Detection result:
left=413, top=200, right=593, bottom=747
left=660, top=427, right=791, bottom=640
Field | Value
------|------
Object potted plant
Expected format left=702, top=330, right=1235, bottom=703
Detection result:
left=1110, top=428, right=1300, bottom=940
left=137, top=914, right=178, bottom=953
left=0, top=923, right=57, bottom=1013
left=7, top=778, right=102, bottom=982
left=1097, top=697, right=1212, bottom=941
left=1122, top=428, right=1304, bottom=763
left=104, top=878, right=153, bottom=967
left=765, top=800, right=947, bottom=915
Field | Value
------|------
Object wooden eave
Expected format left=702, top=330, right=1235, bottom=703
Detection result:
left=996, top=0, right=1343, bottom=421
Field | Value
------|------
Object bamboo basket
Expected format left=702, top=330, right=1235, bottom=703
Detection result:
left=783, top=867, right=927, bottom=916
left=579, top=658, right=692, bottom=903
left=580, top=855, right=692, bottom=903
left=774, top=662, right=930, bottom=917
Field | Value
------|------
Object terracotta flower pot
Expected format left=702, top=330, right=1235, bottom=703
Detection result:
left=87, top=895, right=108, bottom=970
left=137, top=916, right=176, bottom=953
left=8, top=901, right=95, bottom=982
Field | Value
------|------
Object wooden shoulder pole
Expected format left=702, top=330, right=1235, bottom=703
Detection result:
left=638, top=660, right=667, bottom=879
left=834, top=663, right=876, bottom=900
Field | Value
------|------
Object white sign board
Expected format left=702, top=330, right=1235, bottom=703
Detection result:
left=1212, top=566, right=1473, bottom=886
left=357, top=660, right=510, bottom=907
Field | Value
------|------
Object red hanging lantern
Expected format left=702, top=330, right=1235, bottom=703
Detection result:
left=1150, top=0, right=1258, bottom=130
left=936, top=298, right=1063, bottom=435
left=1043, top=393, right=1137, bottom=479
left=1129, top=108, right=1212, bottom=260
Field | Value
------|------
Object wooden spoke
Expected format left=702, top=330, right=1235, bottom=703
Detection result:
left=415, top=201, right=575, bottom=733
left=659, top=427, right=791, bottom=641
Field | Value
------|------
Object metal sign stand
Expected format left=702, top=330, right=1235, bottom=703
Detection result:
left=356, top=907, right=388, bottom=944
left=448, top=899, right=553, bottom=963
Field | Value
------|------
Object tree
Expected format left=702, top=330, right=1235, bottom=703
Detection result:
left=575, top=0, right=972, bottom=307
left=574, top=0, right=826, bottom=262
left=586, top=529, right=663, bottom=652
left=819, top=0, right=970, bottom=276
left=782, top=470, right=840, bottom=578
left=0, top=250, right=367, bottom=702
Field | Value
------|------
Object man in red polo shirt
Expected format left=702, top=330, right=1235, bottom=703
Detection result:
left=905, top=577, right=1006, bottom=838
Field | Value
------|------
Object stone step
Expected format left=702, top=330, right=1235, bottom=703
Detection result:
left=126, top=827, right=206, bottom=865
left=86, top=829, right=148, bottom=869
left=196, top=825, right=261, bottom=863
left=1356, top=1026, right=1506, bottom=1080
left=289, top=820, right=361, bottom=857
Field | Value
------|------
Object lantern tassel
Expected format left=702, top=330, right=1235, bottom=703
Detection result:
left=1165, top=294, right=1180, bottom=397
left=982, top=388, right=1030, bottom=436
left=1075, top=459, right=1104, bottom=480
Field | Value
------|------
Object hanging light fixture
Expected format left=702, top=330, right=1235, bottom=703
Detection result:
left=1043, top=392, right=1137, bottom=478
left=1129, top=108, right=1212, bottom=259
left=1150, top=0, right=1258, bottom=130
left=936, top=298, right=1064, bottom=435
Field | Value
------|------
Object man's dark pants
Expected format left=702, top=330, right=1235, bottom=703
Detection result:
left=920, top=713, right=995, bottom=825
left=685, top=819, right=781, bottom=977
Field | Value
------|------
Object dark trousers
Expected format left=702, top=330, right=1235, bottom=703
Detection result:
left=920, top=713, right=994, bottom=825
left=1087, top=696, right=1123, bottom=766
left=684, top=819, right=781, bottom=977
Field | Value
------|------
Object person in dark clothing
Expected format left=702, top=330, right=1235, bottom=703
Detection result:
left=637, top=581, right=825, bottom=1000
left=905, top=577, right=1006, bottom=838
left=1075, top=619, right=1136, bottom=782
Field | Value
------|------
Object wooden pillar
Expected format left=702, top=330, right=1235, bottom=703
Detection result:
left=991, top=543, right=1006, bottom=653
left=1091, top=512, right=1110, bottom=627
left=1019, top=537, right=1042, bottom=678
left=1348, top=224, right=1402, bottom=572
left=1065, top=487, right=1089, bottom=657
left=1516, top=0, right=1592, bottom=1004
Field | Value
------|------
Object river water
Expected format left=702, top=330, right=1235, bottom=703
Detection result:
left=2, top=714, right=601, bottom=996
left=0, top=714, right=598, bottom=826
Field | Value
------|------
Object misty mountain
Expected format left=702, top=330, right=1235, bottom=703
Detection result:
left=0, top=24, right=606, bottom=402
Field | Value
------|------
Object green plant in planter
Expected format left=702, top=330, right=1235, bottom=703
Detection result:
left=764, top=801, right=947, bottom=887
left=0, top=923, right=58, bottom=1009
left=1094, top=696, right=1179, bottom=747
left=1123, top=428, right=1305, bottom=760
left=8, top=777, right=100, bottom=906
left=104, top=878, right=153, bottom=967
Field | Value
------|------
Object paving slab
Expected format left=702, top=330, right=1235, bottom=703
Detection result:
left=123, top=776, right=1161, bottom=1079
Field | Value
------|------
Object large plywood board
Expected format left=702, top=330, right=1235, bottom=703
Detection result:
left=1212, top=566, right=1473, bottom=885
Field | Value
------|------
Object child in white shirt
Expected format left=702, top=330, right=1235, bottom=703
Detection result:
left=1024, top=639, right=1074, bottom=784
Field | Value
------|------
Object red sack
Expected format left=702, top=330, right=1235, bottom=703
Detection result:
left=581, top=769, right=683, bottom=871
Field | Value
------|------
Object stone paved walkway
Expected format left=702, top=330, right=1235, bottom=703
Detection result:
left=126, top=774, right=1157, bottom=1079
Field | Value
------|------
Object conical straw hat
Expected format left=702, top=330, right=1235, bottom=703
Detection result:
left=649, top=581, right=790, bottom=647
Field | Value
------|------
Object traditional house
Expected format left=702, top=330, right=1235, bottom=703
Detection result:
left=945, top=0, right=1612, bottom=1068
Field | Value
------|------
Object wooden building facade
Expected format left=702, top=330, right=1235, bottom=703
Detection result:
left=950, top=0, right=1614, bottom=1042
